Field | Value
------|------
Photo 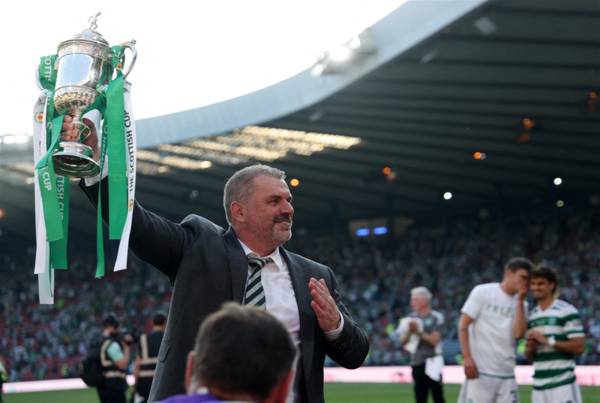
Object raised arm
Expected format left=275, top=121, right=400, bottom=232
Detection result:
left=68, top=116, right=191, bottom=281
left=513, top=291, right=528, bottom=339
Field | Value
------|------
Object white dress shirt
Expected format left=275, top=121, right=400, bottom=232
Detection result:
left=238, top=241, right=344, bottom=403
left=238, top=240, right=344, bottom=344
left=239, top=240, right=301, bottom=345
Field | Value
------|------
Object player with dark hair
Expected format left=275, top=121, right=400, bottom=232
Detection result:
left=524, top=266, right=585, bottom=403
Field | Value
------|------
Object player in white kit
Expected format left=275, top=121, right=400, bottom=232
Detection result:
left=524, top=266, right=585, bottom=403
left=458, top=257, right=533, bottom=403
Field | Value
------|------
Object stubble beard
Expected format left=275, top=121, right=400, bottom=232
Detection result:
left=272, top=223, right=292, bottom=245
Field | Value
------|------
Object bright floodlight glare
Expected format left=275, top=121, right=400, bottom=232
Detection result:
left=329, top=46, right=352, bottom=63
left=553, top=177, right=562, bottom=186
left=443, top=192, right=453, bottom=200
left=373, top=226, right=388, bottom=235
left=355, top=228, right=370, bottom=237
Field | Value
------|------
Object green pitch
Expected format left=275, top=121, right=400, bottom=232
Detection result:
left=4, top=383, right=600, bottom=402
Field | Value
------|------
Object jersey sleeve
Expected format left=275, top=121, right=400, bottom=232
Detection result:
left=564, top=309, right=585, bottom=339
left=461, top=286, right=483, bottom=320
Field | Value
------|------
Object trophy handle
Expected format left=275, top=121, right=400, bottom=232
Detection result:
left=120, top=40, right=137, bottom=80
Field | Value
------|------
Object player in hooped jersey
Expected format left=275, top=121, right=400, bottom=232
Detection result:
left=458, top=257, right=533, bottom=403
left=524, top=266, right=585, bottom=403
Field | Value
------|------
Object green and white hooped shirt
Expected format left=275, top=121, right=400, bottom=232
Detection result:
left=528, top=299, right=585, bottom=390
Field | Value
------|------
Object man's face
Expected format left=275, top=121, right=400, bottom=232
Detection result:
left=506, top=268, right=530, bottom=293
left=530, top=277, right=554, bottom=300
left=242, top=175, right=294, bottom=248
left=410, top=295, right=428, bottom=312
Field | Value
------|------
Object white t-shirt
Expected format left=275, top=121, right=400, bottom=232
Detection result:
left=461, top=282, right=524, bottom=377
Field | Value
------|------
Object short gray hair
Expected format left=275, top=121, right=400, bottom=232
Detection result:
left=223, top=164, right=286, bottom=225
left=410, top=286, right=432, bottom=302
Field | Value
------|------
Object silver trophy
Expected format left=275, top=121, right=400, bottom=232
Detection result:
left=52, top=13, right=136, bottom=178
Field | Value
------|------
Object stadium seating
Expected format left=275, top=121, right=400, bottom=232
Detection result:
left=1, top=204, right=598, bottom=381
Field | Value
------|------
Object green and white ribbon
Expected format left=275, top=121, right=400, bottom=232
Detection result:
left=92, top=79, right=137, bottom=277
left=33, top=50, right=136, bottom=303
left=114, top=81, right=137, bottom=272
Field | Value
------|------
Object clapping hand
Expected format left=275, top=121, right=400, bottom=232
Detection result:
left=309, top=278, right=341, bottom=333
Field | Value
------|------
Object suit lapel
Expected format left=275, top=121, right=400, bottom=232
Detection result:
left=281, top=249, right=315, bottom=382
left=223, top=227, right=247, bottom=303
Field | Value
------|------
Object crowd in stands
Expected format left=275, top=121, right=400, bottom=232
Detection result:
left=0, top=203, right=599, bottom=381
left=298, top=204, right=600, bottom=366
left=0, top=251, right=171, bottom=382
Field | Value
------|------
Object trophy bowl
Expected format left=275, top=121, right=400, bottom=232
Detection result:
left=53, top=84, right=101, bottom=177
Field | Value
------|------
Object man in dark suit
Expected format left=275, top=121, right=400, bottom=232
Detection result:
left=62, top=116, right=369, bottom=403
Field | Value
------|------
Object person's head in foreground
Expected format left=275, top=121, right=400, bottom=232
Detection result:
left=163, top=302, right=296, bottom=403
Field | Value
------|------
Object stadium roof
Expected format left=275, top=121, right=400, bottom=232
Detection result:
left=1, top=0, right=600, bottom=245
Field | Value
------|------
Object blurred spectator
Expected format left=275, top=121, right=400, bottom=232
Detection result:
left=0, top=352, right=7, bottom=402
left=133, top=311, right=166, bottom=403
left=97, top=314, right=130, bottom=403
left=396, top=287, right=445, bottom=403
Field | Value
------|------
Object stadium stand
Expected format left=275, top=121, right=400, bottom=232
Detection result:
left=0, top=203, right=598, bottom=381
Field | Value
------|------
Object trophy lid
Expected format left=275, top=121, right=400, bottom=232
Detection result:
left=71, top=29, right=109, bottom=46
left=58, top=12, right=110, bottom=49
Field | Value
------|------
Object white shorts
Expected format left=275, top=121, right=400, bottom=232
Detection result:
left=532, top=382, right=582, bottom=403
left=458, top=375, right=519, bottom=403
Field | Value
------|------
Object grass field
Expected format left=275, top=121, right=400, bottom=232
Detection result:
left=4, top=383, right=600, bottom=403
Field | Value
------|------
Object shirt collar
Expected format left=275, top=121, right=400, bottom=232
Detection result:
left=237, top=239, right=284, bottom=270
left=540, top=298, right=558, bottom=312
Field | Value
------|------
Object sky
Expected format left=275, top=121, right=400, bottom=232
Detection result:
left=0, top=0, right=404, bottom=136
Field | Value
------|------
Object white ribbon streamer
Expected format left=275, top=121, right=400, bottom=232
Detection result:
left=114, top=81, right=136, bottom=271
left=32, top=93, right=54, bottom=304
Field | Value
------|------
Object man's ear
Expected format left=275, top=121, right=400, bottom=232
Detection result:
left=230, top=201, right=244, bottom=224
left=184, top=351, right=194, bottom=392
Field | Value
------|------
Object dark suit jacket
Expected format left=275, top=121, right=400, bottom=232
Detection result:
left=84, top=184, right=369, bottom=402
